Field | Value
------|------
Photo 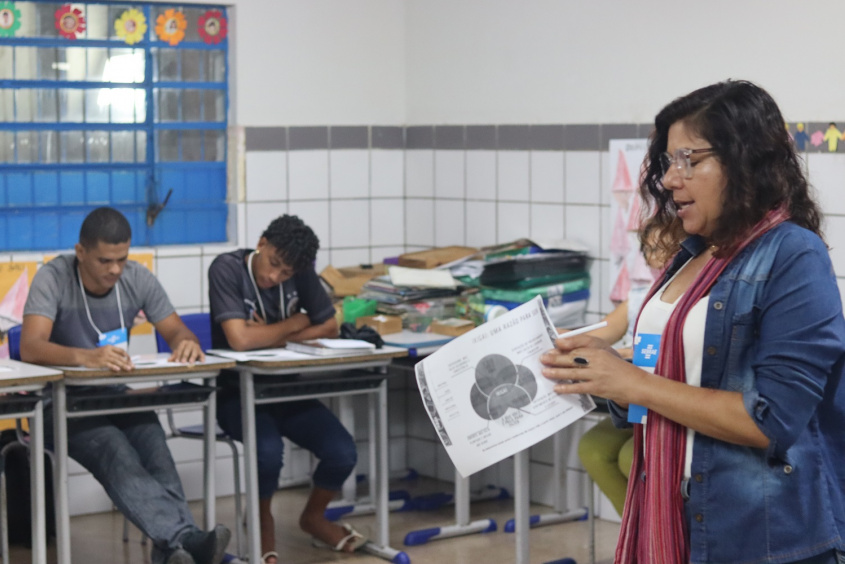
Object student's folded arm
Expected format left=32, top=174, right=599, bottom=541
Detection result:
left=286, top=316, right=339, bottom=342
left=220, top=313, right=315, bottom=351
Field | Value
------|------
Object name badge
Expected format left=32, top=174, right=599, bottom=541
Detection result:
left=628, top=333, right=661, bottom=423
left=98, top=327, right=128, bottom=351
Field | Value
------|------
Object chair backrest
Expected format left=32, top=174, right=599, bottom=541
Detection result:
left=155, top=313, right=212, bottom=353
left=7, top=324, right=21, bottom=361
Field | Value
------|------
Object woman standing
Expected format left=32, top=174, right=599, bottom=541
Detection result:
left=542, top=80, right=845, bottom=563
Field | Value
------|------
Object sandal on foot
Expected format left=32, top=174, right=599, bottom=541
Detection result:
left=311, top=523, right=368, bottom=552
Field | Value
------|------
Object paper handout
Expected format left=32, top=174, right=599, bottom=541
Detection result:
left=415, top=296, right=595, bottom=477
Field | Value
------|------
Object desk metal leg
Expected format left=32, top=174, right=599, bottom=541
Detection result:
left=589, top=476, right=596, bottom=564
left=514, top=450, right=530, bottom=564
left=203, top=377, right=217, bottom=531
left=54, top=380, right=71, bottom=564
left=504, top=431, right=588, bottom=532
left=360, top=380, right=410, bottom=564
left=30, top=399, right=46, bottom=564
left=240, top=371, right=261, bottom=563
left=403, top=467, right=498, bottom=546
left=338, top=396, right=357, bottom=503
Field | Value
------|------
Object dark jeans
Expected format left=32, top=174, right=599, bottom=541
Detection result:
left=217, top=395, right=357, bottom=499
left=45, top=410, right=197, bottom=550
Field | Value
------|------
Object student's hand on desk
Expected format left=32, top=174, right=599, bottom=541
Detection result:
left=540, top=333, right=645, bottom=407
left=85, top=345, right=134, bottom=372
left=169, top=340, right=205, bottom=364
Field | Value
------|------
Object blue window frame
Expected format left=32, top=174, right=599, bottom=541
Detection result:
left=0, top=1, right=228, bottom=250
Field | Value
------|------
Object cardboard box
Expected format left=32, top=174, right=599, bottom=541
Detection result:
left=430, top=318, right=476, bottom=337
left=398, top=246, right=478, bottom=269
left=355, top=314, right=403, bottom=335
left=320, top=264, right=387, bottom=297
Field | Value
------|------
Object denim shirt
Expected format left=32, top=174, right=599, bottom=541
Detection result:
left=611, top=222, right=845, bottom=564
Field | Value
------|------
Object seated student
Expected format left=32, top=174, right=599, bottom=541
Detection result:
left=574, top=223, right=668, bottom=516
left=208, top=214, right=365, bottom=564
left=20, top=207, right=231, bottom=564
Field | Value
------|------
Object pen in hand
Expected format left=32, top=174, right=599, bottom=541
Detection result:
left=560, top=320, right=608, bottom=338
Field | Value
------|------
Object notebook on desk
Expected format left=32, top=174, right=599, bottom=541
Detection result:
left=381, top=330, right=454, bottom=349
left=285, top=338, right=376, bottom=357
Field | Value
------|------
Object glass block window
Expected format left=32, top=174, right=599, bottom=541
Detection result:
left=0, top=1, right=229, bottom=250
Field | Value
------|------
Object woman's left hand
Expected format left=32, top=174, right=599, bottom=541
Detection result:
left=540, top=334, right=646, bottom=406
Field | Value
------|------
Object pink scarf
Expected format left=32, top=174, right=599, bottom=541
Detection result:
left=615, top=207, right=790, bottom=564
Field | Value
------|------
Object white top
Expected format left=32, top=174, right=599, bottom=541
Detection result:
left=635, top=263, right=709, bottom=479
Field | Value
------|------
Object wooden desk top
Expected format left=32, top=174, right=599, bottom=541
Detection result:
left=56, top=353, right=236, bottom=379
left=0, top=359, right=64, bottom=387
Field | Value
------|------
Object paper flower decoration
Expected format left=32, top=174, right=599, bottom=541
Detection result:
left=0, top=2, right=21, bottom=37
left=198, top=9, right=227, bottom=44
left=115, top=8, right=147, bottom=45
left=55, top=4, right=85, bottom=40
left=155, top=8, right=186, bottom=46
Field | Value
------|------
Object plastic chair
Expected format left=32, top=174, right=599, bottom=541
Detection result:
left=153, top=313, right=244, bottom=557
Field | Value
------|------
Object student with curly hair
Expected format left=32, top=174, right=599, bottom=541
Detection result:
left=208, top=215, right=365, bottom=563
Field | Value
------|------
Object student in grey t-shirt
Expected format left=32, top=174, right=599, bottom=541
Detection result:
left=209, top=215, right=363, bottom=562
left=21, top=207, right=230, bottom=564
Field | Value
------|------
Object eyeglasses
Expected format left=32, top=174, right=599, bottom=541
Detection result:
left=659, top=147, right=714, bottom=179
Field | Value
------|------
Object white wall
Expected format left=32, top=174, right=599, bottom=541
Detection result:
left=404, top=0, right=845, bottom=124
left=231, top=0, right=406, bottom=126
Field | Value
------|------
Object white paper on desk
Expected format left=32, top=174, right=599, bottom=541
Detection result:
left=389, top=266, right=456, bottom=289
left=206, top=348, right=312, bottom=361
left=415, top=296, right=595, bottom=478
left=130, top=355, right=185, bottom=368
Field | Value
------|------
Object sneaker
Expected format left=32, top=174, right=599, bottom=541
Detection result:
left=151, top=547, right=196, bottom=564
left=180, top=525, right=232, bottom=564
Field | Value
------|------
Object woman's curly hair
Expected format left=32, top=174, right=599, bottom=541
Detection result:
left=261, top=214, right=319, bottom=272
left=640, top=80, right=823, bottom=258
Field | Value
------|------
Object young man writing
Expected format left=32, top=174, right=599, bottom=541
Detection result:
left=21, top=207, right=230, bottom=564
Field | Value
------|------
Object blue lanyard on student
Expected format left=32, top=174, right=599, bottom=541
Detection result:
left=247, top=251, right=285, bottom=321
left=78, top=267, right=126, bottom=348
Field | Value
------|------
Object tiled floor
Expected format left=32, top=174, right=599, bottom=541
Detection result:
left=6, top=479, right=621, bottom=564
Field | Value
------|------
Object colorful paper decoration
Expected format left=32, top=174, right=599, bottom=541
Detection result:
left=198, top=9, right=227, bottom=44
left=155, top=8, right=186, bottom=46
left=0, top=2, right=21, bottom=37
left=626, top=193, right=642, bottom=232
left=609, top=260, right=630, bottom=303
left=55, top=4, right=85, bottom=40
left=115, top=8, right=147, bottom=45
